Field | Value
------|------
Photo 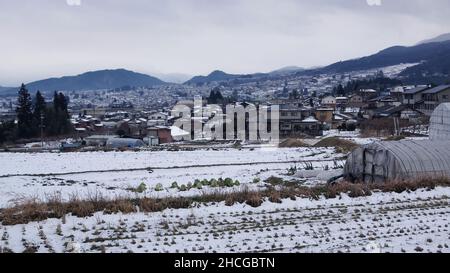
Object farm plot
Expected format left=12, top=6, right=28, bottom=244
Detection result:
left=0, top=187, right=449, bottom=253
left=0, top=147, right=344, bottom=207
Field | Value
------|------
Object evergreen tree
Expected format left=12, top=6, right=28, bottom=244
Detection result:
left=53, top=91, right=60, bottom=111
left=33, top=91, right=46, bottom=117
left=49, top=91, right=72, bottom=136
left=58, top=92, right=71, bottom=134
left=290, top=89, right=299, bottom=99
left=335, top=84, right=345, bottom=96
left=16, top=84, right=34, bottom=138
left=0, top=120, right=16, bottom=144
left=231, top=89, right=239, bottom=102
left=33, top=91, right=47, bottom=135
left=208, top=87, right=224, bottom=104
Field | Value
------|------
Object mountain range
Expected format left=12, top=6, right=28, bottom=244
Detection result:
left=183, top=34, right=450, bottom=85
left=1, top=69, right=166, bottom=96
left=314, top=40, right=450, bottom=77
left=0, top=86, right=13, bottom=92
left=2, top=33, right=450, bottom=95
left=183, top=67, right=305, bottom=85
left=184, top=70, right=246, bottom=85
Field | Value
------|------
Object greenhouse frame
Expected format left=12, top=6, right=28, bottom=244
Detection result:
left=429, top=103, right=450, bottom=140
left=344, top=140, right=450, bottom=183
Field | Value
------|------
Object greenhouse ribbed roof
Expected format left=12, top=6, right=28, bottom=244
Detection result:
left=430, top=103, right=450, bottom=141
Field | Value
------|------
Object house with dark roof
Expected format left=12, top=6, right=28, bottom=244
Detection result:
left=368, top=105, right=423, bottom=121
left=419, top=85, right=450, bottom=115
left=367, top=95, right=400, bottom=109
left=402, top=86, right=430, bottom=107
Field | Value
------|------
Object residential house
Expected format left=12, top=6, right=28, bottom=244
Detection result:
left=368, top=95, right=400, bottom=109
left=335, top=97, right=349, bottom=108
left=371, top=105, right=423, bottom=121
left=279, top=105, right=314, bottom=136
left=298, top=116, right=323, bottom=136
left=315, top=108, right=334, bottom=124
left=359, top=89, right=377, bottom=101
left=333, top=112, right=355, bottom=130
left=419, top=85, right=450, bottom=115
left=402, top=86, right=430, bottom=108
left=389, top=86, right=405, bottom=102
left=147, top=126, right=174, bottom=144
left=321, top=96, right=336, bottom=108
left=347, top=94, right=365, bottom=107
left=148, top=112, right=168, bottom=126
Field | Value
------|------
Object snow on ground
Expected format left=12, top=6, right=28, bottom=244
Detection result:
left=0, top=147, right=344, bottom=207
left=1, top=187, right=448, bottom=253
left=0, top=148, right=333, bottom=176
left=1, top=132, right=448, bottom=253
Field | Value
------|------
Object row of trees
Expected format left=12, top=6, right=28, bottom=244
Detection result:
left=0, top=84, right=73, bottom=143
left=206, top=87, right=239, bottom=105
left=332, top=72, right=403, bottom=96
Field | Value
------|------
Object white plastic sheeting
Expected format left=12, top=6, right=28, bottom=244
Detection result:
left=430, top=103, right=450, bottom=140
left=344, top=140, right=450, bottom=183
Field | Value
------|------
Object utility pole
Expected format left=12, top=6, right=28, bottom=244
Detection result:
left=40, top=113, right=45, bottom=149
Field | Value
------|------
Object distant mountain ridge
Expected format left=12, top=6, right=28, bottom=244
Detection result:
left=270, top=66, right=305, bottom=75
left=184, top=40, right=450, bottom=86
left=3, top=34, right=450, bottom=96
left=154, top=72, right=193, bottom=84
left=1, top=69, right=166, bottom=96
left=0, top=86, right=13, bottom=92
left=184, top=70, right=244, bottom=85
left=307, top=40, right=450, bottom=84
left=417, top=33, right=450, bottom=45
left=185, top=67, right=306, bottom=85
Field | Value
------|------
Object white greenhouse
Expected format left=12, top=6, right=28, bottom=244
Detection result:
left=344, top=140, right=450, bottom=183
left=429, top=103, right=450, bottom=140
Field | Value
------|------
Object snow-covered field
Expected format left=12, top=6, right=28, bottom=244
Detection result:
left=1, top=187, right=449, bottom=253
left=0, top=147, right=342, bottom=207
left=0, top=136, right=449, bottom=253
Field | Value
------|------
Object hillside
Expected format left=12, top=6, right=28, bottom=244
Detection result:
left=184, top=70, right=243, bottom=85
left=312, top=40, right=450, bottom=84
left=1, top=69, right=166, bottom=96
left=185, top=41, right=450, bottom=86
left=270, top=66, right=305, bottom=75
left=0, top=86, right=13, bottom=92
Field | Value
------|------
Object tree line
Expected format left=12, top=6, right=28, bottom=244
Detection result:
left=332, top=72, right=403, bottom=96
left=0, top=84, right=73, bottom=144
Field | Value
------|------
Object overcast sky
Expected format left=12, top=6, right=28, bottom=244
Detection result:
left=0, top=0, right=449, bottom=85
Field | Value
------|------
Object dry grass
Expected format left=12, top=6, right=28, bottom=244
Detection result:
left=314, top=137, right=359, bottom=153
left=383, top=135, right=406, bottom=142
left=1, top=177, right=449, bottom=225
left=278, top=139, right=310, bottom=148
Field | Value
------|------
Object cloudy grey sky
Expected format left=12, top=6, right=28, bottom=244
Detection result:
left=0, top=0, right=449, bottom=85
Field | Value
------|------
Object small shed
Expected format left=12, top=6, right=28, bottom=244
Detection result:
left=344, top=140, right=450, bottom=183
left=429, top=103, right=450, bottom=140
